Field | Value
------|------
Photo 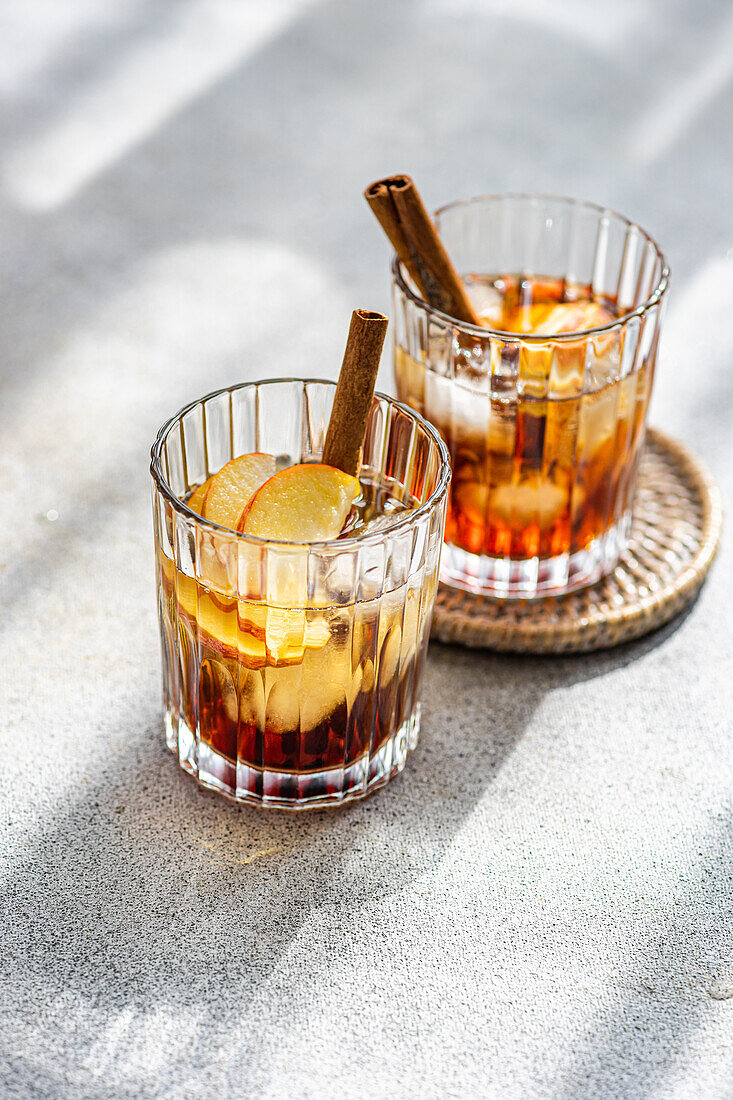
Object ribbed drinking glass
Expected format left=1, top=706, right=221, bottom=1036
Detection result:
left=392, top=194, right=669, bottom=598
left=150, top=379, right=450, bottom=809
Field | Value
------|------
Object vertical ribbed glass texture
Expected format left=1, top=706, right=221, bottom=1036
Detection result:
left=392, top=194, right=669, bottom=598
left=150, top=381, right=450, bottom=809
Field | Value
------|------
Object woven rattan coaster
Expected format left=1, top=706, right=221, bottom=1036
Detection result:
left=430, top=428, right=723, bottom=654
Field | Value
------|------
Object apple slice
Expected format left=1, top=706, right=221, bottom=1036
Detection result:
left=186, top=476, right=212, bottom=517
left=237, top=464, right=360, bottom=542
left=168, top=568, right=330, bottom=668
left=202, top=452, right=276, bottom=531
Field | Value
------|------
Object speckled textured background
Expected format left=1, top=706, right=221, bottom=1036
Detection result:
left=1, top=2, right=732, bottom=1097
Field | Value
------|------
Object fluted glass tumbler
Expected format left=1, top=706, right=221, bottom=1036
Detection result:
left=393, top=194, right=669, bottom=598
left=150, top=380, right=450, bottom=809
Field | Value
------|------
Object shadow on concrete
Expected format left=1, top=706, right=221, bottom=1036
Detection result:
left=1, top=0, right=731, bottom=1094
left=0, top=609, right=695, bottom=1098
left=2, top=0, right=732, bottom=427
left=553, top=805, right=733, bottom=1096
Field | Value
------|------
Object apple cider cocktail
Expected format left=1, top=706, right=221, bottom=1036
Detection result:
left=151, top=380, right=449, bottom=810
left=390, top=194, right=668, bottom=597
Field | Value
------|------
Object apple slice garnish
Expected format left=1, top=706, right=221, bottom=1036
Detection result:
left=202, top=452, right=276, bottom=531
left=186, top=476, right=212, bottom=517
left=170, top=462, right=360, bottom=668
left=166, top=564, right=331, bottom=668
left=237, top=463, right=360, bottom=542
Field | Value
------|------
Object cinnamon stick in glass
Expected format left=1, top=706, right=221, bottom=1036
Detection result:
left=322, top=309, right=389, bottom=477
left=364, top=174, right=480, bottom=326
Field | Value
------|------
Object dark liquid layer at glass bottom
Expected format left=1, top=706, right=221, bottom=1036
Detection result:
left=165, top=706, right=421, bottom=809
left=440, top=512, right=632, bottom=598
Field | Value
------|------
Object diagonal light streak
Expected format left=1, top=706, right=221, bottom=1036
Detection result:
left=0, top=0, right=139, bottom=93
left=425, top=0, right=641, bottom=50
left=628, top=8, right=733, bottom=164
left=3, top=0, right=314, bottom=210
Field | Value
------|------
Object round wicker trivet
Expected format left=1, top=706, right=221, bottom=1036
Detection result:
left=431, top=428, right=723, bottom=654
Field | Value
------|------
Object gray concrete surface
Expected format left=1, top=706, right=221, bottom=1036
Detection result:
left=1, top=1, right=732, bottom=1097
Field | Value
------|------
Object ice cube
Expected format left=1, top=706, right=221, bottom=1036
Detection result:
left=239, top=667, right=266, bottom=729
left=377, top=623, right=402, bottom=688
left=490, top=478, right=568, bottom=530
left=448, top=384, right=491, bottom=448
left=578, top=390, right=618, bottom=463
left=200, top=658, right=238, bottom=726
left=530, top=301, right=614, bottom=336
left=357, top=513, right=407, bottom=538
left=465, top=277, right=503, bottom=326
left=297, top=644, right=351, bottom=732
left=265, top=674, right=300, bottom=734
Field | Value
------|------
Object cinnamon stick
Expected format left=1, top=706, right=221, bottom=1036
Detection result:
left=364, top=174, right=480, bottom=326
left=322, top=309, right=389, bottom=476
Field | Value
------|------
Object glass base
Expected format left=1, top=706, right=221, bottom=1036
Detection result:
left=165, top=706, right=421, bottom=810
left=439, top=513, right=631, bottom=599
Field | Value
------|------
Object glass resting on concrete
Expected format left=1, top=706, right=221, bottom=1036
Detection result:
left=150, top=379, right=450, bottom=809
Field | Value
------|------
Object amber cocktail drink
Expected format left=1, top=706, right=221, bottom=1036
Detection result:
left=151, top=380, right=449, bottom=809
left=392, top=195, right=668, bottom=597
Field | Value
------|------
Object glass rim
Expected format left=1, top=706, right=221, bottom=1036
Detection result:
left=150, top=377, right=451, bottom=550
left=392, top=191, right=670, bottom=343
